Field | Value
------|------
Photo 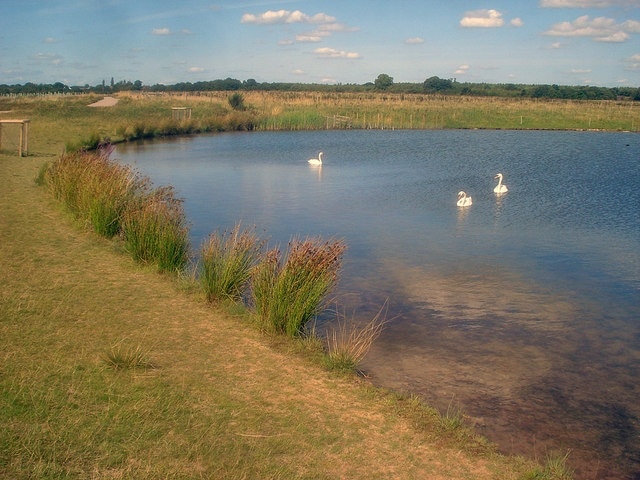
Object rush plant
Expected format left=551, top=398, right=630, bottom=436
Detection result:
left=44, top=146, right=143, bottom=237
left=121, top=186, right=190, bottom=273
left=251, top=237, right=346, bottom=337
left=200, top=223, right=263, bottom=303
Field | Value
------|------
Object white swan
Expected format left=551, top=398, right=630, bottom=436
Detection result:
left=308, top=152, right=323, bottom=166
left=494, top=173, right=508, bottom=194
left=457, top=191, right=473, bottom=207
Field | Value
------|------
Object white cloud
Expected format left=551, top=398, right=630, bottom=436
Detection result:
left=511, top=18, right=524, bottom=27
left=151, top=27, right=171, bottom=35
left=31, top=53, right=64, bottom=65
left=540, top=0, right=640, bottom=7
left=317, top=23, right=358, bottom=33
left=292, top=69, right=305, bottom=75
left=570, top=68, right=593, bottom=73
left=544, top=15, right=638, bottom=41
left=278, top=39, right=294, bottom=46
left=313, top=47, right=361, bottom=59
left=455, top=64, right=470, bottom=75
left=549, top=41, right=563, bottom=48
left=296, top=34, right=323, bottom=42
left=241, top=9, right=336, bottom=25
left=188, top=66, right=204, bottom=73
left=43, top=37, right=57, bottom=44
left=460, top=9, right=504, bottom=28
left=622, top=19, right=640, bottom=32
left=624, top=53, right=640, bottom=69
left=597, top=30, right=630, bottom=41
left=405, top=37, right=425, bottom=44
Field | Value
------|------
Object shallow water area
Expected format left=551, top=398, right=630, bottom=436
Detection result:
left=117, top=129, right=640, bottom=479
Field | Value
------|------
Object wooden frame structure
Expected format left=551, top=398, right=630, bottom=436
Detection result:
left=171, top=107, right=191, bottom=122
left=0, top=119, right=30, bottom=156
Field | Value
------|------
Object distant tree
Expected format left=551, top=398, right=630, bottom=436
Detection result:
left=374, top=73, right=393, bottom=90
left=243, top=78, right=258, bottom=89
left=423, top=76, right=453, bottom=93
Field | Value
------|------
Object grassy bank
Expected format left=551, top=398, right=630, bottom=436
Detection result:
left=0, top=93, right=576, bottom=478
left=0, top=92, right=637, bottom=156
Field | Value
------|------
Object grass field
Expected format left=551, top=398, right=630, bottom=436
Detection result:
left=0, top=92, right=586, bottom=479
left=1, top=91, right=637, bottom=156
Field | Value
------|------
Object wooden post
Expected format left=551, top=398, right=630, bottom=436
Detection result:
left=23, top=120, right=29, bottom=155
left=0, top=119, right=30, bottom=156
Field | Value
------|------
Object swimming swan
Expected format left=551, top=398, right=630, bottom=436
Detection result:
left=308, top=152, right=323, bottom=166
left=457, top=191, right=473, bottom=207
left=494, top=173, right=508, bottom=194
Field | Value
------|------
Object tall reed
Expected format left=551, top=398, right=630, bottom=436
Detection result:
left=44, top=146, right=143, bottom=237
left=200, top=224, right=263, bottom=303
left=251, top=237, right=346, bottom=337
left=121, top=186, right=190, bottom=272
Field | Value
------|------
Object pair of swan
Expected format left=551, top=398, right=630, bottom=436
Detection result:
left=457, top=173, right=508, bottom=207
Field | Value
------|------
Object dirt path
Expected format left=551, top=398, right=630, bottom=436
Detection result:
left=88, top=96, right=119, bottom=107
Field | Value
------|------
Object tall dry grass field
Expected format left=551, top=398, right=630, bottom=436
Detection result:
left=1, top=92, right=637, bottom=156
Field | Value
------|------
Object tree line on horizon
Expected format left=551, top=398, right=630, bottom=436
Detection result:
left=1, top=74, right=639, bottom=101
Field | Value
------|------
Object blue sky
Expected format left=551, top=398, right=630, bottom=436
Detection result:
left=1, top=0, right=639, bottom=87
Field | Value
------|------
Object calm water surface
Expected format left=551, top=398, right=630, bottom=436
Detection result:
left=118, top=130, right=640, bottom=479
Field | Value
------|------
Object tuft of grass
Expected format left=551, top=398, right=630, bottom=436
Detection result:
left=121, top=186, right=190, bottom=273
left=102, top=341, right=157, bottom=370
left=439, top=396, right=466, bottom=432
left=525, top=451, right=574, bottom=480
left=251, top=237, right=346, bottom=337
left=200, top=223, right=263, bottom=303
left=324, top=301, right=389, bottom=373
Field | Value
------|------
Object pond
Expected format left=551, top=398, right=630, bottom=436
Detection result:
left=117, top=129, right=640, bottom=479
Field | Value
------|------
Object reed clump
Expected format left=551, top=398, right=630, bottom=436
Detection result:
left=43, top=146, right=190, bottom=272
left=121, top=185, right=190, bottom=273
left=44, top=145, right=143, bottom=237
left=251, top=237, right=346, bottom=337
left=200, top=223, right=263, bottom=303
